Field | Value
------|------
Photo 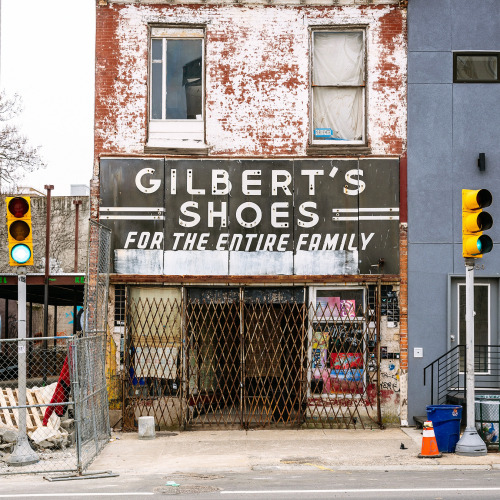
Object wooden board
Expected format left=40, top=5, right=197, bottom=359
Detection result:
left=0, top=386, right=58, bottom=432
left=0, top=389, right=15, bottom=427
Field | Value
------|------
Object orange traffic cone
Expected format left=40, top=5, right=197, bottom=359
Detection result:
left=418, top=420, right=442, bottom=458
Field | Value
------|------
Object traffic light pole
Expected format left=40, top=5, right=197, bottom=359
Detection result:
left=7, top=269, right=39, bottom=466
left=455, top=258, right=487, bottom=456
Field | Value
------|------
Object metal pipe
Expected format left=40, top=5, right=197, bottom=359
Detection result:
left=54, top=304, right=58, bottom=346
left=431, top=364, right=434, bottom=405
left=376, top=279, right=383, bottom=428
left=73, top=200, right=82, bottom=273
left=239, top=287, right=244, bottom=428
left=72, top=338, right=83, bottom=475
left=181, top=285, right=187, bottom=431
left=297, top=288, right=306, bottom=426
left=0, top=335, right=74, bottom=343
left=29, top=302, right=32, bottom=339
left=4, top=299, right=8, bottom=339
left=43, top=184, right=54, bottom=384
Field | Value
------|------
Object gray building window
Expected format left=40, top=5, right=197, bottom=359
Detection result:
left=454, top=52, right=500, bottom=83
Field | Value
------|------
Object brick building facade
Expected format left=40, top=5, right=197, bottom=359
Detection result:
left=94, top=0, right=407, bottom=429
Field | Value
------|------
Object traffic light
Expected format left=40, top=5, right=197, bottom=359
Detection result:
left=462, top=189, right=493, bottom=258
left=6, top=196, right=33, bottom=266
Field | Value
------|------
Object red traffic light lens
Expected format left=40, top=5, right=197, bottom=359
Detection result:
left=8, top=197, right=29, bottom=218
left=9, top=220, right=30, bottom=241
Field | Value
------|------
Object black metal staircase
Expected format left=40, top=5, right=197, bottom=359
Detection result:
left=416, top=345, right=500, bottom=426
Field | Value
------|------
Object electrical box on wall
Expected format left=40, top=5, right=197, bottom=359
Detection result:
left=381, top=347, right=400, bottom=360
left=414, top=347, right=423, bottom=358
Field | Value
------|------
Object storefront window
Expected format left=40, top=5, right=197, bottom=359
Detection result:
left=309, top=287, right=367, bottom=397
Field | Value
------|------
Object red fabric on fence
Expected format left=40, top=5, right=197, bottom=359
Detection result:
left=43, top=356, right=71, bottom=426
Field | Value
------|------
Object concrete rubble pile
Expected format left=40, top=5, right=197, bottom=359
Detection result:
left=0, top=382, right=75, bottom=458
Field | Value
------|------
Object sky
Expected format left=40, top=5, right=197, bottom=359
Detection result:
left=1, top=0, right=95, bottom=196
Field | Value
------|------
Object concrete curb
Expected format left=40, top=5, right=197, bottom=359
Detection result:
left=252, top=464, right=497, bottom=472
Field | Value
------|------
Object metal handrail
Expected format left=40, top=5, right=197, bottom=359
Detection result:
left=424, top=344, right=500, bottom=406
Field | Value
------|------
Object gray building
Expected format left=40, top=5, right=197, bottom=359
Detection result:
left=408, top=0, right=500, bottom=421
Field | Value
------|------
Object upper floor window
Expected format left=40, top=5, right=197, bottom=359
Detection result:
left=148, top=27, right=204, bottom=148
left=454, top=52, right=500, bottom=83
left=311, top=30, right=365, bottom=145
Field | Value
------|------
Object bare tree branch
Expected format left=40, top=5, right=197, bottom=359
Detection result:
left=0, top=91, right=46, bottom=187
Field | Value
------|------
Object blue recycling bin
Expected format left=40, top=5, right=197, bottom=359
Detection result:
left=426, top=405, right=463, bottom=453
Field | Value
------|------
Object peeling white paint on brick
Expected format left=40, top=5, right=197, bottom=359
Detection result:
left=95, top=4, right=406, bottom=157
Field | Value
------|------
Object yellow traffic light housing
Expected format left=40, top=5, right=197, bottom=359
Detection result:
left=6, top=196, right=33, bottom=266
left=462, top=189, right=493, bottom=258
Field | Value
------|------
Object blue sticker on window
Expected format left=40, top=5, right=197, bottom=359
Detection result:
left=314, top=128, right=333, bottom=138
left=313, top=128, right=346, bottom=141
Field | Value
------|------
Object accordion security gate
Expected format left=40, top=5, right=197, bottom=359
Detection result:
left=124, top=291, right=381, bottom=430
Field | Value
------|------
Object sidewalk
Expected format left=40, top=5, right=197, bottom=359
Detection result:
left=89, top=427, right=500, bottom=475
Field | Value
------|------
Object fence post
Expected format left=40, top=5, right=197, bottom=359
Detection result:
left=7, top=270, right=39, bottom=466
left=239, top=288, right=245, bottom=428
left=181, top=287, right=187, bottom=431
left=72, top=337, right=83, bottom=475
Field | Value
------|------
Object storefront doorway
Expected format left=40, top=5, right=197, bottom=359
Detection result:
left=123, top=286, right=381, bottom=430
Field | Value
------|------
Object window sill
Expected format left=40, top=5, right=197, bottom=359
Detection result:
left=307, top=144, right=371, bottom=156
left=144, top=144, right=209, bottom=156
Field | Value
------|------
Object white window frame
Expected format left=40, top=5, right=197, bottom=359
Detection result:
left=458, top=283, right=491, bottom=375
left=310, top=28, right=366, bottom=146
left=147, top=27, right=205, bottom=148
left=307, top=286, right=367, bottom=400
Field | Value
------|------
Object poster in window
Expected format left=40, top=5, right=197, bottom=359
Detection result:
left=134, top=347, right=178, bottom=379
left=316, top=297, right=341, bottom=317
left=330, top=352, right=363, bottom=370
left=330, top=352, right=364, bottom=393
left=312, top=331, right=329, bottom=380
left=340, top=299, right=356, bottom=318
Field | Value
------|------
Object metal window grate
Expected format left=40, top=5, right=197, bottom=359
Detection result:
left=114, top=285, right=126, bottom=327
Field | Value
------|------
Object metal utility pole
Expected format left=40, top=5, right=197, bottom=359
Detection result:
left=43, top=185, right=54, bottom=384
left=7, top=269, right=39, bottom=466
left=455, top=258, right=487, bottom=456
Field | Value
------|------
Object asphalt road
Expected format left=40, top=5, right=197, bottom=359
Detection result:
left=1, top=469, right=500, bottom=500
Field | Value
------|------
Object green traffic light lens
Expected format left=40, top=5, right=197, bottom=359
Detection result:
left=478, top=235, right=494, bottom=254
left=11, top=244, right=31, bottom=264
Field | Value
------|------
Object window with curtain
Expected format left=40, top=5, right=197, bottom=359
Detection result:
left=311, top=31, right=365, bottom=144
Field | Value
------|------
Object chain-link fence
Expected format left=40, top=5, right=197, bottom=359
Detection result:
left=71, top=335, right=110, bottom=471
left=0, top=335, right=105, bottom=474
left=0, top=221, right=112, bottom=475
left=84, top=220, right=111, bottom=336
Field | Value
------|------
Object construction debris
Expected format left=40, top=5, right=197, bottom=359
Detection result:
left=0, top=383, right=72, bottom=451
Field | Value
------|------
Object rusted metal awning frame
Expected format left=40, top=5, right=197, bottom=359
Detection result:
left=0, top=274, right=85, bottom=306
left=110, top=274, right=400, bottom=285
